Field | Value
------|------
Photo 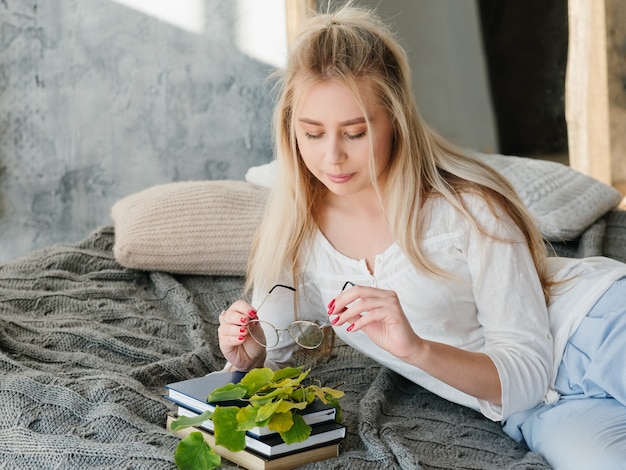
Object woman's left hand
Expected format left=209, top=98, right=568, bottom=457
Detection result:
left=327, top=284, right=421, bottom=360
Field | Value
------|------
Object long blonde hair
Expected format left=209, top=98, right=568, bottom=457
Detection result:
left=247, top=4, right=551, bottom=302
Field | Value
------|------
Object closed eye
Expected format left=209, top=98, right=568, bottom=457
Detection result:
left=346, top=132, right=366, bottom=140
left=304, top=132, right=322, bottom=140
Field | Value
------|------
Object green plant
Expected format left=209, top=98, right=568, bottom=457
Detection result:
left=170, top=366, right=344, bottom=470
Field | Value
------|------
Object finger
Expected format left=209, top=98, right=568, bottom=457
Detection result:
left=331, top=296, right=385, bottom=326
left=219, top=323, right=255, bottom=354
left=332, top=285, right=391, bottom=312
left=345, top=307, right=388, bottom=331
left=219, top=301, right=256, bottom=324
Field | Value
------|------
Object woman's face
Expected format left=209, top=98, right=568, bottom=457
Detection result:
left=294, top=80, right=394, bottom=197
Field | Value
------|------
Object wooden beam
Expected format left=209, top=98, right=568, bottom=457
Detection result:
left=565, top=0, right=612, bottom=184
left=285, top=0, right=317, bottom=47
left=605, top=0, right=626, bottom=189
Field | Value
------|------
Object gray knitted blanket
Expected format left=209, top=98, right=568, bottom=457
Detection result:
left=4, top=218, right=621, bottom=469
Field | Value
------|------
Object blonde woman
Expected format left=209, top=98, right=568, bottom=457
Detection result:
left=218, top=5, right=626, bottom=468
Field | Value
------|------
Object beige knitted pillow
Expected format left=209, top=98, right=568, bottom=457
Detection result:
left=111, top=180, right=269, bottom=275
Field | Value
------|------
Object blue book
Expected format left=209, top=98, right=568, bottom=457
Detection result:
left=165, top=371, right=337, bottom=437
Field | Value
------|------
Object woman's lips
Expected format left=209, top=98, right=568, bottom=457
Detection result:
left=327, top=173, right=354, bottom=184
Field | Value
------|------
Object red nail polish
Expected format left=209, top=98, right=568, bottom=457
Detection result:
left=240, top=327, right=246, bottom=333
left=327, top=299, right=335, bottom=315
left=248, top=309, right=257, bottom=318
left=347, top=324, right=354, bottom=332
left=240, top=317, right=247, bottom=323
left=238, top=335, right=245, bottom=341
left=331, top=316, right=339, bottom=325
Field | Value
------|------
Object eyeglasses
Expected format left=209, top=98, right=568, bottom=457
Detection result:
left=248, top=284, right=327, bottom=349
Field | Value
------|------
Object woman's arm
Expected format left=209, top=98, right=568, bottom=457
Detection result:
left=329, top=284, right=502, bottom=403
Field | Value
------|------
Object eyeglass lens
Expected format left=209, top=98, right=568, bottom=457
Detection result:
left=248, top=320, right=324, bottom=349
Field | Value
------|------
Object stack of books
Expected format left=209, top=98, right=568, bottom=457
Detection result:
left=164, top=371, right=345, bottom=470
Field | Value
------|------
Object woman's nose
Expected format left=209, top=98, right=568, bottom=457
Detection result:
left=325, top=137, right=346, bottom=164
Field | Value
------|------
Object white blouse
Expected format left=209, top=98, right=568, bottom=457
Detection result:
left=255, top=194, right=626, bottom=422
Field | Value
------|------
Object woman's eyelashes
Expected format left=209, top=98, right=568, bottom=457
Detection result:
left=346, top=131, right=366, bottom=140
left=303, top=131, right=367, bottom=140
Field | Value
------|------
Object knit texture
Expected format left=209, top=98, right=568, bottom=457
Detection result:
left=111, top=180, right=269, bottom=276
left=473, top=152, right=624, bottom=241
left=0, top=226, right=559, bottom=469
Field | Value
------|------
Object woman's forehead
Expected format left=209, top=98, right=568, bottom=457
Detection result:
left=294, top=78, right=382, bottom=116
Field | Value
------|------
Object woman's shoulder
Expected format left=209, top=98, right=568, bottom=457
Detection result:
left=422, top=191, right=494, bottom=224
left=422, top=190, right=523, bottom=241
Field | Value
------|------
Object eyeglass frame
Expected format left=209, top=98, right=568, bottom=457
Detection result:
left=247, top=284, right=329, bottom=350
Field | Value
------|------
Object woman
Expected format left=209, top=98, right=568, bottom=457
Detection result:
left=218, top=5, right=626, bottom=468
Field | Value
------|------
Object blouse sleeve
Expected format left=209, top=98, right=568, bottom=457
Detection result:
left=463, top=195, right=553, bottom=421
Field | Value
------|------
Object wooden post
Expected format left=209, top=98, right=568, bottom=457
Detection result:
left=285, top=0, right=317, bottom=47
left=565, top=0, right=612, bottom=185
left=605, top=0, right=626, bottom=199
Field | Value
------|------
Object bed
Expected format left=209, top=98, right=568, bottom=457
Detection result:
left=1, top=155, right=625, bottom=469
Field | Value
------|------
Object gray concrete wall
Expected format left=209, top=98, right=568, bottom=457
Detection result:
left=0, top=0, right=278, bottom=263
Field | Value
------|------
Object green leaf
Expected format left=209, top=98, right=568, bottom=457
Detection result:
left=213, top=406, right=246, bottom=452
left=252, top=385, right=293, bottom=402
left=274, top=399, right=307, bottom=414
left=170, top=410, right=213, bottom=432
left=247, top=395, right=275, bottom=407
left=273, top=370, right=310, bottom=389
left=207, top=383, right=247, bottom=402
left=288, top=388, right=315, bottom=404
left=310, top=385, right=345, bottom=403
left=266, top=411, right=294, bottom=433
left=256, top=398, right=282, bottom=423
left=238, top=367, right=274, bottom=395
left=278, top=413, right=312, bottom=444
left=174, top=431, right=220, bottom=470
left=236, top=405, right=269, bottom=431
left=271, top=366, right=304, bottom=382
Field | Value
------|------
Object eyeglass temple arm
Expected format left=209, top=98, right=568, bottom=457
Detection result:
left=341, top=281, right=355, bottom=291
left=268, top=284, right=296, bottom=294
left=255, top=284, right=297, bottom=313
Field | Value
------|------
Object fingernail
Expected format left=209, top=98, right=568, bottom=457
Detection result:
left=347, top=324, right=354, bottom=332
left=238, top=335, right=245, bottom=341
left=327, top=299, right=335, bottom=315
left=240, top=317, right=247, bottom=323
left=248, top=309, right=257, bottom=318
left=240, top=327, right=246, bottom=333
left=331, top=316, right=339, bottom=325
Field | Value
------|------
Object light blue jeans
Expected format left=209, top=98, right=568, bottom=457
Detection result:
left=503, top=276, right=626, bottom=470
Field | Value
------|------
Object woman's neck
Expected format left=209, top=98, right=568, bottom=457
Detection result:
left=319, top=189, right=393, bottom=274
left=324, top=187, right=385, bottom=218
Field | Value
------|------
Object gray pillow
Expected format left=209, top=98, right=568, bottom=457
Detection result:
left=473, top=152, right=623, bottom=241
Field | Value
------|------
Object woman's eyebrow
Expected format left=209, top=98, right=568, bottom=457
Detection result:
left=298, top=117, right=367, bottom=126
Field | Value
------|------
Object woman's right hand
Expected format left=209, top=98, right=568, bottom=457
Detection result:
left=218, top=300, right=267, bottom=371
